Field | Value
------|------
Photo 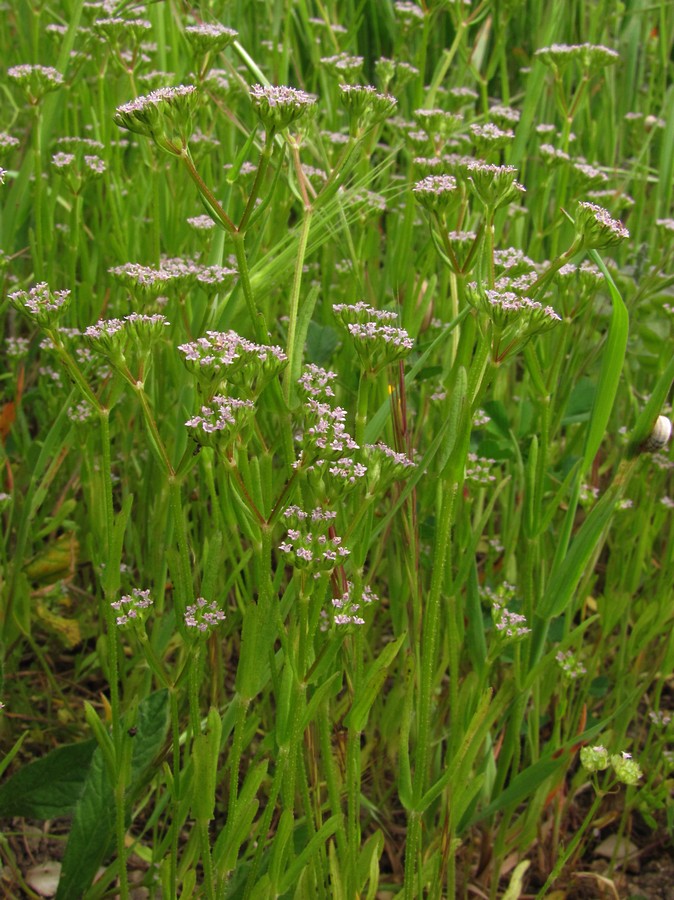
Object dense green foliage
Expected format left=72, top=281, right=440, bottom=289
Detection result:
left=1, top=1, right=674, bottom=897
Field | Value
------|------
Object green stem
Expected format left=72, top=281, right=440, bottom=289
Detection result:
left=535, top=788, right=604, bottom=898
left=283, top=207, right=313, bottom=402
left=188, top=643, right=202, bottom=739
left=99, top=409, right=129, bottom=900
left=238, top=129, right=276, bottom=233
left=168, top=476, right=194, bottom=621
left=227, top=695, right=250, bottom=825
left=179, top=149, right=236, bottom=233
left=231, top=231, right=270, bottom=344
left=132, top=383, right=174, bottom=476
left=169, top=689, right=181, bottom=900
left=32, top=105, right=46, bottom=281
left=425, top=22, right=468, bottom=108
left=198, top=820, right=216, bottom=900
left=355, top=371, right=371, bottom=445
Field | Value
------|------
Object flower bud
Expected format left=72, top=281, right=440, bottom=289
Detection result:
left=610, top=751, right=642, bottom=786
left=580, top=744, right=610, bottom=773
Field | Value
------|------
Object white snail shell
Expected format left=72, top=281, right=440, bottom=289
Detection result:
left=643, top=415, right=672, bottom=452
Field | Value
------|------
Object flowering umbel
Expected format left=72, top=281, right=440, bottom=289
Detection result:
left=574, top=200, right=629, bottom=249
left=9, top=282, right=71, bottom=328
left=333, top=302, right=413, bottom=372
left=466, top=284, right=562, bottom=364
left=249, top=84, right=316, bottom=131
left=114, top=85, right=198, bottom=155
left=8, top=64, right=64, bottom=104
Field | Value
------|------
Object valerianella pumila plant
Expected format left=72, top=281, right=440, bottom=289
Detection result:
left=4, top=7, right=674, bottom=900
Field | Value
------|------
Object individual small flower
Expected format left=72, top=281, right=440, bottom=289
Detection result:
left=575, top=200, right=629, bottom=249
left=8, top=282, right=71, bottom=327
left=331, top=582, right=378, bottom=626
left=8, top=64, right=64, bottom=103
left=610, top=752, right=642, bottom=786
left=185, top=22, right=238, bottom=54
left=184, top=597, right=226, bottom=634
left=114, top=84, right=198, bottom=154
left=111, top=587, right=154, bottom=628
left=556, top=649, right=587, bottom=680
left=580, top=744, right=610, bottom=773
left=249, top=84, right=316, bottom=131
